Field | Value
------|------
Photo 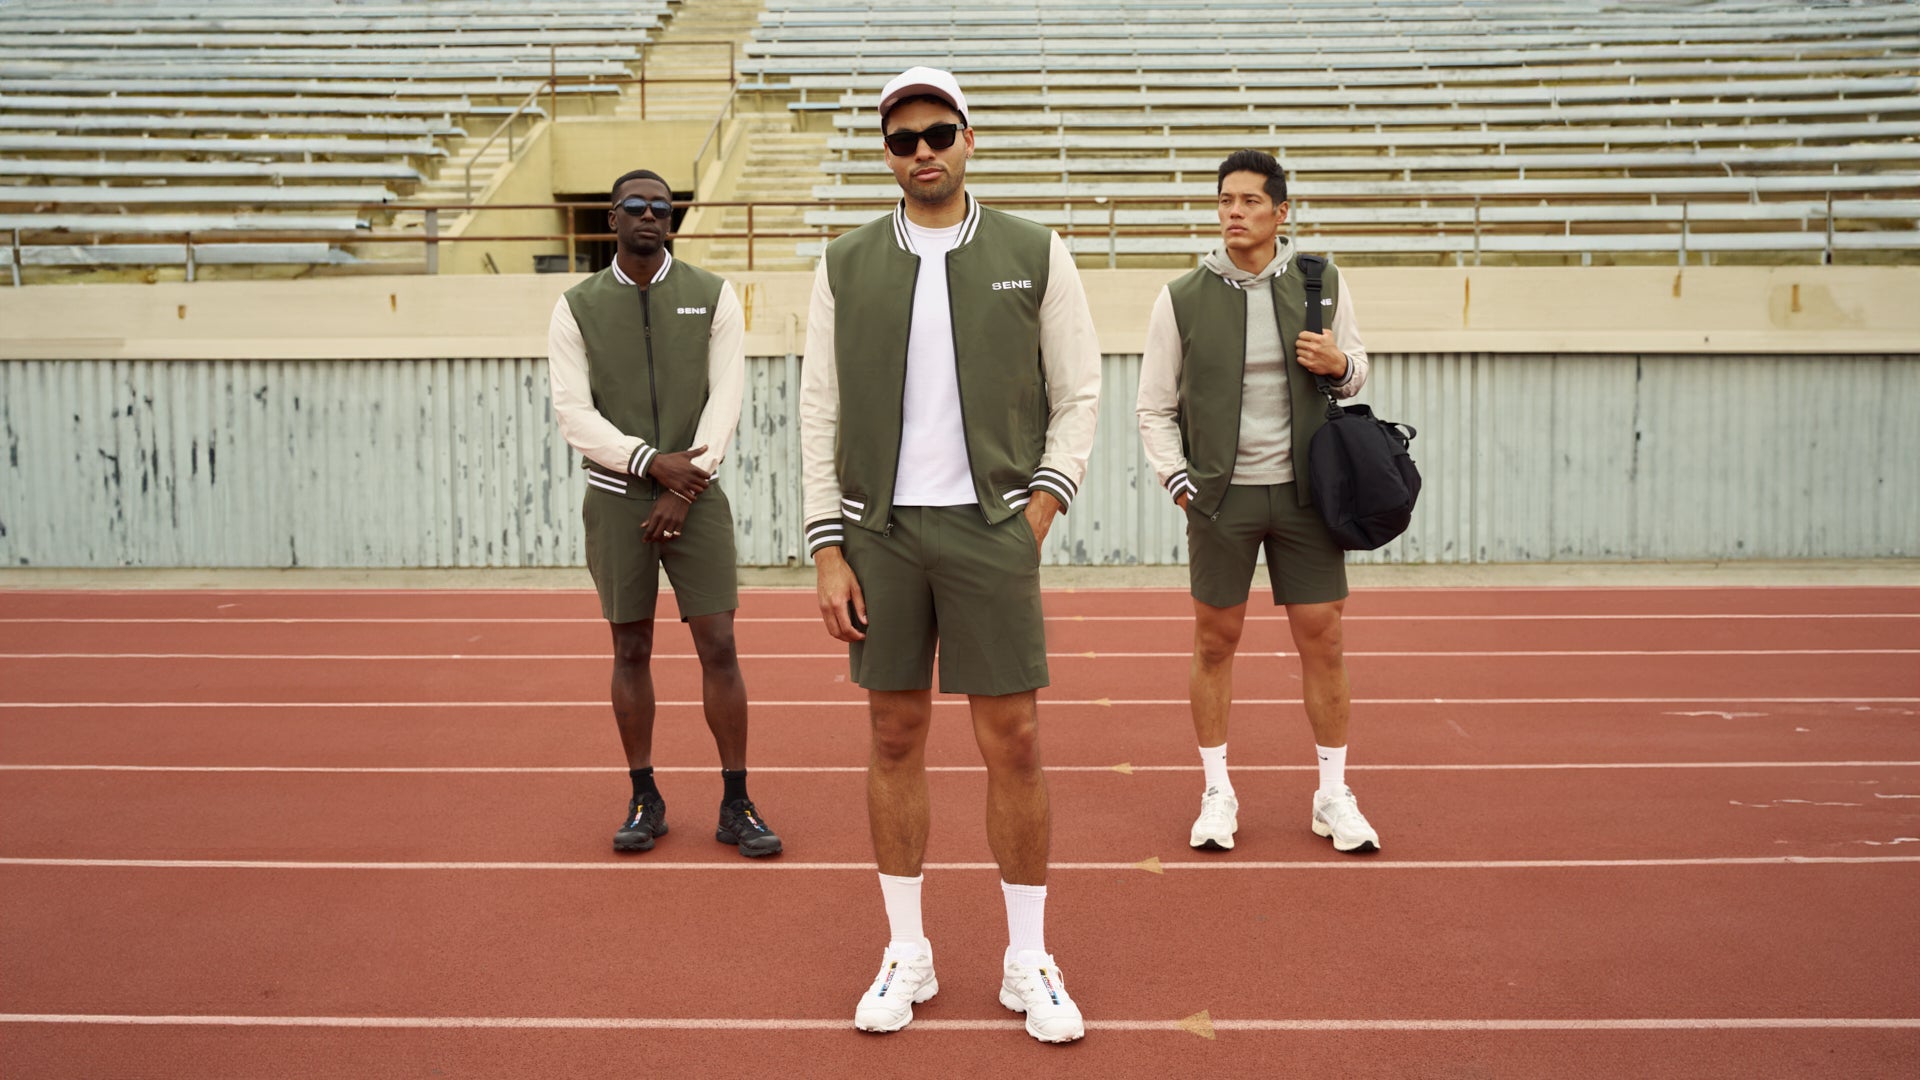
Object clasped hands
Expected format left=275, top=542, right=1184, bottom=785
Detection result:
left=642, top=445, right=709, bottom=543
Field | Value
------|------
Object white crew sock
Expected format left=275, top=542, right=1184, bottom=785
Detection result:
left=1198, top=742, right=1232, bottom=795
left=1002, top=881, right=1048, bottom=966
left=1316, top=744, right=1348, bottom=795
left=878, top=872, right=925, bottom=959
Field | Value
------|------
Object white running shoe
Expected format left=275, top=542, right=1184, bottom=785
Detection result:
left=853, top=940, right=938, bottom=1033
left=1189, top=785, right=1239, bottom=850
left=1312, top=785, right=1381, bottom=853
left=999, top=952, right=1085, bottom=1043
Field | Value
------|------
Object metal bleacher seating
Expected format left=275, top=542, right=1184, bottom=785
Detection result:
left=0, top=0, right=671, bottom=278
left=745, top=0, right=1920, bottom=266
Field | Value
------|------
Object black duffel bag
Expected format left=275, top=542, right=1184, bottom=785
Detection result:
left=1298, top=255, right=1422, bottom=551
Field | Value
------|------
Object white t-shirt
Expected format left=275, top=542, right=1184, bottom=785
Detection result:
left=891, top=218, right=977, bottom=507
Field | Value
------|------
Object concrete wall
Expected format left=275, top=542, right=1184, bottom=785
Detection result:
left=6, top=266, right=1913, bottom=360
left=2, top=268, right=1914, bottom=567
left=550, top=118, right=720, bottom=195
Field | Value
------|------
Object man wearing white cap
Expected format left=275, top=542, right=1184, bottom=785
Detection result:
left=799, top=67, right=1102, bottom=1043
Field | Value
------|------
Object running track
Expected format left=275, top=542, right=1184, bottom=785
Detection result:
left=1, top=585, right=1916, bottom=1078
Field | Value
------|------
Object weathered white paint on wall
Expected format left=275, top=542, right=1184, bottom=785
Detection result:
left=3, top=353, right=1913, bottom=567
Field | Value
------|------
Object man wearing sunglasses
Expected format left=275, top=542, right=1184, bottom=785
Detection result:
left=547, top=167, right=783, bottom=861
left=799, top=67, right=1102, bottom=1043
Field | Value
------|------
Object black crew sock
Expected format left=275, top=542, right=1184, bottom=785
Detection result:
left=629, top=767, right=659, bottom=804
left=721, top=768, right=749, bottom=806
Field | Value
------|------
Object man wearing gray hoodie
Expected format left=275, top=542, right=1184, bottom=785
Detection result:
left=1135, top=149, right=1380, bottom=856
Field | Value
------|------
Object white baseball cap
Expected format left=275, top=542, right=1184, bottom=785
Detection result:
left=879, top=66, right=969, bottom=126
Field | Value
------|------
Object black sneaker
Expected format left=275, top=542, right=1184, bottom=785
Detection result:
left=614, top=794, right=668, bottom=853
left=716, top=799, right=782, bottom=858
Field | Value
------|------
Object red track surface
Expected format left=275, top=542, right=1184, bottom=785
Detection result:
left=2, top=585, right=1917, bottom=1078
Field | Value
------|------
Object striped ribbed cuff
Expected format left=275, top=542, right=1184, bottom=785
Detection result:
left=628, top=442, right=659, bottom=480
left=1029, top=466, right=1077, bottom=511
left=1165, top=469, right=1199, bottom=504
left=805, top=516, right=846, bottom=556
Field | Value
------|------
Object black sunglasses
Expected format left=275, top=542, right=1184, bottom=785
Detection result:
left=884, top=122, right=965, bottom=158
left=615, top=196, right=674, bottom=219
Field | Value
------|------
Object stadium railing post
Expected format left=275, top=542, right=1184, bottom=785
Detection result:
left=184, top=232, right=195, bottom=283
left=8, top=229, right=18, bottom=287
left=1473, top=197, right=1482, bottom=267
left=425, top=210, right=440, bottom=275
left=1107, top=198, right=1117, bottom=269
left=1824, top=191, right=1835, bottom=265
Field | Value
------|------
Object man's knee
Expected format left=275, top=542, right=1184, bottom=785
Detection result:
left=974, top=696, right=1042, bottom=775
left=1289, top=602, right=1346, bottom=661
left=870, top=697, right=931, bottom=765
left=688, top=617, right=739, bottom=673
left=610, top=620, right=654, bottom=665
left=1193, top=607, right=1246, bottom=668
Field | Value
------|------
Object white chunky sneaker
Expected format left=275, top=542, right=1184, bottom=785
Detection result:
left=1189, top=785, right=1239, bottom=850
left=999, top=951, right=1085, bottom=1043
left=853, top=940, right=938, bottom=1033
left=1312, top=785, right=1381, bottom=853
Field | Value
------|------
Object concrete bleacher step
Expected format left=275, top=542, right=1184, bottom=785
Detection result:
left=604, top=0, right=762, bottom=121
left=696, top=119, right=830, bottom=272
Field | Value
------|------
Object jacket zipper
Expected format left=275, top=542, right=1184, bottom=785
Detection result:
left=883, top=253, right=919, bottom=538
left=943, top=245, right=993, bottom=525
left=640, top=283, right=662, bottom=500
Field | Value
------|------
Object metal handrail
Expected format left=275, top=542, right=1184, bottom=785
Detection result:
left=460, top=42, right=739, bottom=200
left=691, top=90, right=737, bottom=189
left=462, top=82, right=547, bottom=201
left=8, top=189, right=1914, bottom=283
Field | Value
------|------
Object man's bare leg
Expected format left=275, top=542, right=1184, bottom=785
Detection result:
left=968, top=690, right=1048, bottom=886
left=1285, top=600, right=1350, bottom=750
left=868, top=689, right=934, bottom=876
left=609, top=619, right=657, bottom=769
left=1288, top=599, right=1377, bottom=851
left=687, top=611, right=748, bottom=772
left=1190, top=599, right=1250, bottom=749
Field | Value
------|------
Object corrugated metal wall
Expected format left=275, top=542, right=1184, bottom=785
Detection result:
left=2, top=353, right=1913, bottom=567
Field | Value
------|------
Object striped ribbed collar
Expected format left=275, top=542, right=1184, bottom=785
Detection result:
left=611, top=248, right=673, bottom=286
left=891, top=192, right=982, bottom=254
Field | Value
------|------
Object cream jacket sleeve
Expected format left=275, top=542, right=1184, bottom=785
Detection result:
left=1029, top=231, right=1104, bottom=511
left=1134, top=285, right=1191, bottom=501
left=690, top=281, right=746, bottom=476
left=547, top=296, right=645, bottom=476
left=797, top=259, right=846, bottom=555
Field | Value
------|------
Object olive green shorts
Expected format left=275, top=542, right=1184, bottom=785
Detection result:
left=840, top=505, right=1049, bottom=697
left=1187, top=482, right=1349, bottom=609
left=583, top=482, right=739, bottom=624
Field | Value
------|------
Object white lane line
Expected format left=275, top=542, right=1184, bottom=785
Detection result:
left=3, top=761, right=1916, bottom=776
left=5, top=856, right=1917, bottom=872
left=0, top=1013, right=1913, bottom=1032
left=5, top=649, right=1910, bottom=661
left=3, top=698, right=1915, bottom=709
left=1210, top=1018, right=1920, bottom=1032
left=1, top=613, right=1914, bottom=625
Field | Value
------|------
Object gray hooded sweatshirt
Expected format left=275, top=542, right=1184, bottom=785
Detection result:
left=1199, top=241, right=1296, bottom=485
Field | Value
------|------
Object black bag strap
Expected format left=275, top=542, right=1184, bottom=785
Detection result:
left=1297, top=253, right=1327, bottom=334
left=1295, top=253, right=1341, bottom=416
